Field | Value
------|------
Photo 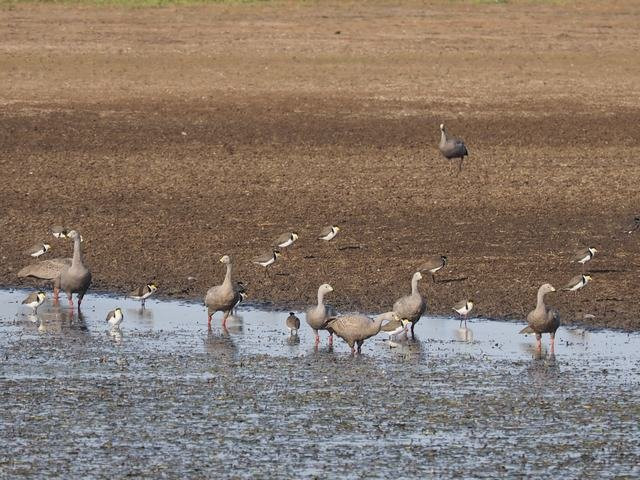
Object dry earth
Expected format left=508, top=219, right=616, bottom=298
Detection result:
left=1, top=0, right=639, bottom=329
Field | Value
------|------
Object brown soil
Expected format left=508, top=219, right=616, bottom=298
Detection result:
left=1, top=1, right=639, bottom=330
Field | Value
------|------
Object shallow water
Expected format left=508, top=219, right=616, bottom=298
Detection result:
left=1, top=288, right=639, bottom=478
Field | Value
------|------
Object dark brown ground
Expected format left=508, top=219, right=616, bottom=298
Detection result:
left=1, top=1, right=639, bottom=329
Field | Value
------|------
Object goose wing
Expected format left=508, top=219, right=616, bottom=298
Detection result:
left=17, top=258, right=71, bottom=280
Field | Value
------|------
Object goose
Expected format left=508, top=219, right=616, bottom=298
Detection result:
left=392, top=271, right=427, bottom=338
left=204, top=255, right=242, bottom=329
left=130, top=283, right=158, bottom=307
left=324, top=311, right=397, bottom=354
left=562, top=274, right=592, bottom=292
left=22, top=291, right=46, bottom=314
left=439, top=124, right=469, bottom=175
left=572, top=247, right=597, bottom=269
left=318, top=225, right=340, bottom=241
left=418, top=255, right=447, bottom=283
left=305, top=283, right=336, bottom=345
left=519, top=283, right=560, bottom=352
left=18, top=230, right=91, bottom=309
left=106, top=307, right=124, bottom=330
left=251, top=250, right=281, bottom=277
left=452, top=299, right=474, bottom=328
left=273, top=231, right=299, bottom=255
left=286, top=312, right=301, bottom=335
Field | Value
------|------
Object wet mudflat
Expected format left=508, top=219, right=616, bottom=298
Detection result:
left=1, top=288, right=639, bottom=478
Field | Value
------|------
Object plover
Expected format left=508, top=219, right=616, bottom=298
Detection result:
left=452, top=299, right=474, bottom=328
left=251, top=250, right=282, bottom=276
left=130, top=283, right=158, bottom=308
left=286, top=312, right=301, bottom=336
left=22, top=291, right=46, bottom=314
left=52, top=226, right=69, bottom=239
left=318, top=225, right=340, bottom=241
left=273, top=231, right=299, bottom=253
left=106, top=307, right=124, bottom=330
left=572, top=247, right=597, bottom=269
left=27, top=243, right=51, bottom=258
left=562, top=274, right=592, bottom=292
left=418, top=255, right=447, bottom=282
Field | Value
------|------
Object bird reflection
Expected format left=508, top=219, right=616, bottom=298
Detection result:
left=126, top=306, right=154, bottom=324
left=204, top=328, right=237, bottom=361
left=455, top=327, right=474, bottom=343
left=108, top=328, right=123, bottom=344
left=224, top=314, right=244, bottom=334
left=287, top=333, right=300, bottom=345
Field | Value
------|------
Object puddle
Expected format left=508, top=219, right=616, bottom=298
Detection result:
left=1, top=288, right=639, bottom=478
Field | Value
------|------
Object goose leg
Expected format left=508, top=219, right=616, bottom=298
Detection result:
left=207, top=313, right=213, bottom=330
left=328, top=333, right=334, bottom=346
left=67, top=293, right=74, bottom=308
left=550, top=333, right=556, bottom=354
left=535, top=333, right=542, bottom=352
left=222, top=311, right=230, bottom=328
left=77, top=294, right=84, bottom=310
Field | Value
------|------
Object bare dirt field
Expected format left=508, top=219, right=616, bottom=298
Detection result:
left=1, top=0, right=639, bottom=329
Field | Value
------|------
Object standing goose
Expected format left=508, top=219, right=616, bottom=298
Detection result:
left=418, top=255, right=447, bottom=283
left=26, top=243, right=51, bottom=258
left=452, top=299, right=474, bottom=328
left=562, top=274, right=592, bottom=292
left=393, top=271, right=427, bottom=339
left=519, top=283, right=560, bottom=352
left=106, top=307, right=124, bottom=330
left=130, top=283, right=158, bottom=308
left=18, top=230, right=91, bottom=309
left=273, top=231, right=299, bottom=256
left=251, top=250, right=282, bottom=277
left=572, top=247, right=597, bottom=270
left=22, top=291, right=46, bottom=314
left=318, top=225, right=340, bottom=241
left=286, top=312, right=301, bottom=336
left=439, top=124, right=469, bottom=175
left=324, top=311, right=397, bottom=355
left=305, top=283, right=336, bottom=345
left=204, top=255, right=241, bottom=329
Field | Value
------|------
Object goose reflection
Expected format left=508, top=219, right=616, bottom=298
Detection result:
left=204, top=328, right=237, bottom=361
left=224, top=313, right=244, bottom=335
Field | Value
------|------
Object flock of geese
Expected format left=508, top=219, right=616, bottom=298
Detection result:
left=13, top=125, right=640, bottom=355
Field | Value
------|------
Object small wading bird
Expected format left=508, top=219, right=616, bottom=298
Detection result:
left=130, top=283, right=158, bottom=308
left=418, top=255, right=447, bottom=283
left=572, top=247, right=597, bottom=270
left=382, top=317, right=411, bottom=343
left=22, top=291, right=46, bottom=314
left=392, top=271, right=427, bottom=339
left=519, top=284, right=560, bottom=353
left=106, top=307, right=124, bottom=330
left=318, top=225, right=340, bottom=241
left=273, top=231, right=299, bottom=256
left=18, top=230, right=91, bottom=309
left=562, top=274, right=592, bottom=292
left=26, top=243, right=51, bottom=258
left=286, top=312, right=301, bottom=336
left=204, top=255, right=243, bottom=329
left=51, top=226, right=68, bottom=239
left=306, top=283, right=336, bottom=346
left=453, top=299, right=474, bottom=328
left=439, top=123, right=469, bottom=175
left=323, top=311, right=397, bottom=355
left=251, top=250, right=282, bottom=277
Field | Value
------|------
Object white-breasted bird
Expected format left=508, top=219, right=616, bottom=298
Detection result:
left=27, top=243, right=51, bottom=258
left=452, top=299, right=474, bottom=328
left=52, top=226, right=69, bottom=239
left=251, top=250, right=282, bottom=277
left=572, top=247, right=597, bottom=268
left=22, top=291, right=46, bottom=313
left=286, top=312, right=301, bottom=335
left=130, top=283, right=158, bottom=307
left=273, top=231, right=299, bottom=249
left=385, top=318, right=411, bottom=342
left=562, top=274, right=592, bottom=292
left=106, top=308, right=124, bottom=330
left=318, top=225, right=340, bottom=241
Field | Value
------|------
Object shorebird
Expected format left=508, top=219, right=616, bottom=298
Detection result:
left=130, top=283, right=158, bottom=308
left=251, top=250, right=281, bottom=277
left=106, top=307, right=124, bottom=330
left=418, top=255, right=447, bottom=283
left=306, top=283, right=336, bottom=346
left=286, top=312, right=301, bottom=336
left=519, top=284, right=560, bottom=352
left=439, top=124, right=469, bottom=175
left=392, top=271, right=427, bottom=339
left=562, top=274, right=592, bottom=292
left=452, top=299, right=474, bottom=328
left=318, top=225, right=340, bottom=241
left=52, top=226, right=69, bottom=239
left=273, top=231, right=299, bottom=256
left=205, top=255, right=243, bottom=329
left=231, top=291, right=247, bottom=314
left=22, top=291, right=46, bottom=314
left=18, top=230, right=91, bottom=309
left=626, top=216, right=640, bottom=234
left=572, top=247, right=597, bottom=270
left=27, top=243, right=51, bottom=258
left=383, top=317, right=411, bottom=342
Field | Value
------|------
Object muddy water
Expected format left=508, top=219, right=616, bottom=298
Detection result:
left=1, top=288, right=639, bottom=478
